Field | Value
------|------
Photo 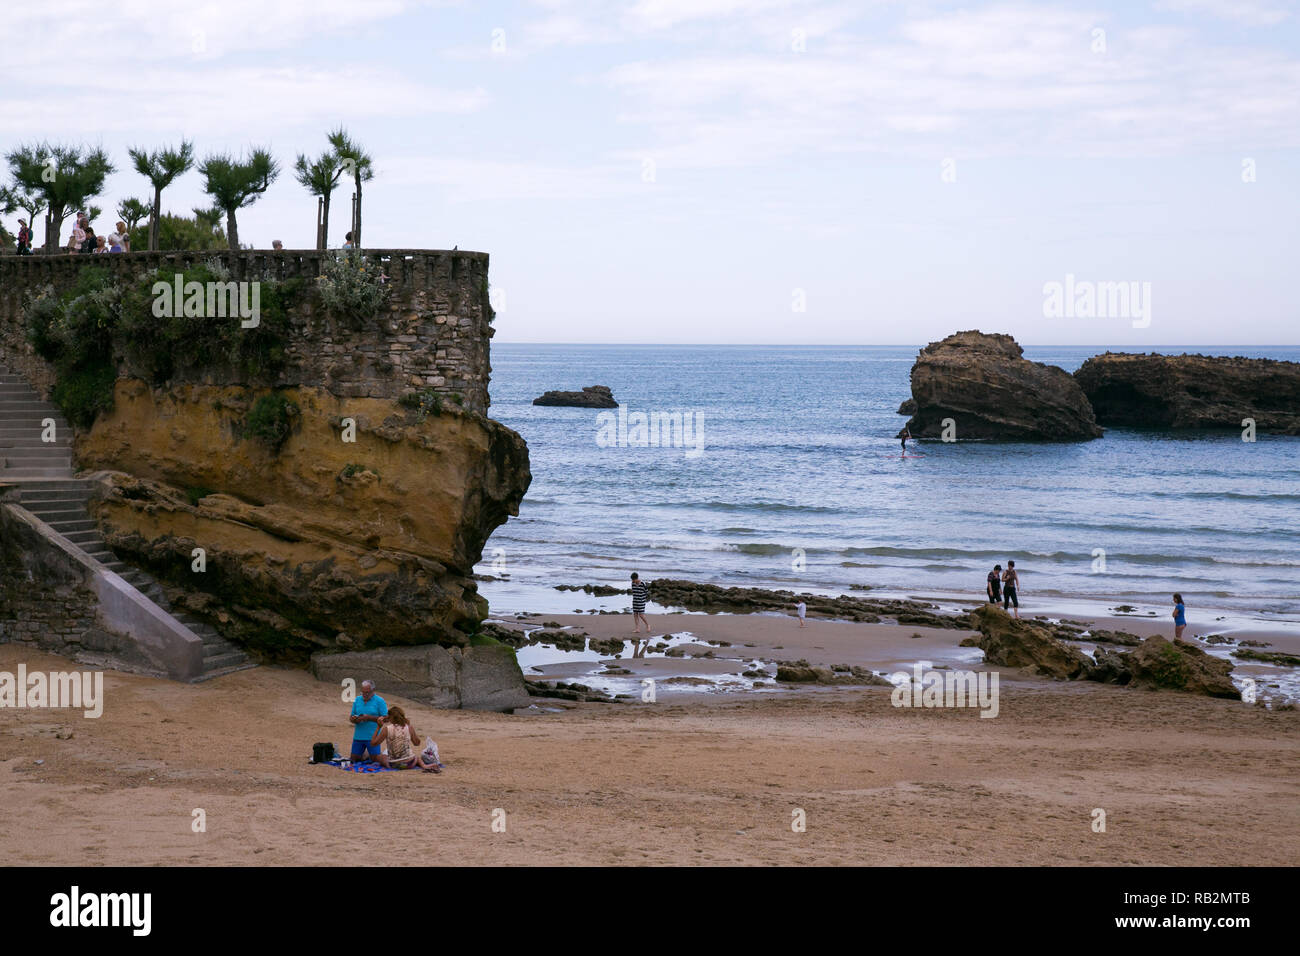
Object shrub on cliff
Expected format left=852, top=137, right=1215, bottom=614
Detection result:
left=317, top=250, right=389, bottom=326
left=117, top=263, right=298, bottom=384
left=397, top=388, right=444, bottom=421
left=242, top=392, right=299, bottom=452
left=24, top=268, right=122, bottom=428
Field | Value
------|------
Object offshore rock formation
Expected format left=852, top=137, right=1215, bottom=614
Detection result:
left=80, top=379, right=530, bottom=663
left=533, top=385, right=618, bottom=408
left=1074, top=352, right=1300, bottom=434
left=903, top=331, right=1102, bottom=441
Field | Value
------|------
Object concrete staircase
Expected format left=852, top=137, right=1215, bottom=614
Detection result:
left=0, top=364, right=254, bottom=680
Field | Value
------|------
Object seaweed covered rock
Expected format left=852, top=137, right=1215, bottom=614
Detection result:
left=1125, top=635, right=1240, bottom=699
left=970, top=604, right=1092, bottom=679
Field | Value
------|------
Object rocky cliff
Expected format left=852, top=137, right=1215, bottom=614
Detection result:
left=903, top=331, right=1102, bottom=441
left=80, top=379, right=530, bottom=663
left=1074, top=352, right=1300, bottom=434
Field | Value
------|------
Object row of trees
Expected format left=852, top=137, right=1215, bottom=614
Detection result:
left=0, top=129, right=374, bottom=253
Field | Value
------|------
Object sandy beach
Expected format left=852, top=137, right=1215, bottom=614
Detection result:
left=3, top=605, right=1297, bottom=867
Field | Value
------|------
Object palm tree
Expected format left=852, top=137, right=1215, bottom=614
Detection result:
left=0, top=182, right=46, bottom=247
left=294, top=149, right=345, bottom=251
left=116, top=197, right=150, bottom=247
left=326, top=127, right=373, bottom=247
left=4, top=143, right=115, bottom=252
left=128, top=141, right=195, bottom=252
left=198, top=149, right=280, bottom=250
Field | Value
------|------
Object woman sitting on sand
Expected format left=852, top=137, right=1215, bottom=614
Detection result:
left=1172, top=593, right=1187, bottom=641
left=370, top=706, right=441, bottom=773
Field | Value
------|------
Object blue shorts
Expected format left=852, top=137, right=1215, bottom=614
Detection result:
left=351, top=738, right=383, bottom=759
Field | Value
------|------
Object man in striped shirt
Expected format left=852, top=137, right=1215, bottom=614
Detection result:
left=630, top=573, right=650, bottom=634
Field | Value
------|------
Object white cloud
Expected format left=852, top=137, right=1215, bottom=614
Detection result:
left=1154, top=0, right=1292, bottom=26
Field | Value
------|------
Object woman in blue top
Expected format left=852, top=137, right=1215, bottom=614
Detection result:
left=1171, top=593, right=1187, bottom=641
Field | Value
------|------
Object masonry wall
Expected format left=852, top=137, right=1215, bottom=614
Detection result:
left=0, top=249, right=495, bottom=413
left=0, top=503, right=167, bottom=675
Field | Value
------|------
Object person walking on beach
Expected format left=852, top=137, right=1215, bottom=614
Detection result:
left=795, top=599, right=807, bottom=628
left=986, top=564, right=1002, bottom=604
left=1001, top=560, right=1020, bottom=619
left=630, top=573, right=650, bottom=634
left=1172, top=593, right=1187, bottom=641
left=348, top=679, right=388, bottom=763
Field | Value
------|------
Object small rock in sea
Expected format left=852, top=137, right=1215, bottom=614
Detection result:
left=532, top=385, right=619, bottom=408
left=911, top=632, right=924, bottom=639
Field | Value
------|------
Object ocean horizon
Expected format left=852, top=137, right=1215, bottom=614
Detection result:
left=478, top=343, right=1300, bottom=620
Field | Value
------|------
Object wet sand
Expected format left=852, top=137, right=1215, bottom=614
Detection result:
left=3, top=604, right=1297, bottom=865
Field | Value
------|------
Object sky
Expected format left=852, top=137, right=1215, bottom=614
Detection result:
left=2, top=0, right=1298, bottom=346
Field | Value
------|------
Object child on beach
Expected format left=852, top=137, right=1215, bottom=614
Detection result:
left=795, top=600, right=806, bottom=627
left=1172, top=593, right=1187, bottom=641
left=630, top=572, right=650, bottom=633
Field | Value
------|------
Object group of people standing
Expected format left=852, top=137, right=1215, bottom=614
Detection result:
left=60, top=212, right=130, bottom=255
left=985, top=560, right=1021, bottom=618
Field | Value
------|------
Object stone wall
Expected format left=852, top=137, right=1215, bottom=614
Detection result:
left=0, top=501, right=173, bottom=676
left=0, top=248, right=495, bottom=414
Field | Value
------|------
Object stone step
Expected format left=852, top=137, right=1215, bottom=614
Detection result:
left=191, top=660, right=259, bottom=682
left=4, top=455, right=73, bottom=468
left=0, top=440, right=74, bottom=450
left=19, top=487, right=93, bottom=501
left=0, top=428, right=70, bottom=439
left=44, top=519, right=97, bottom=533
left=20, top=507, right=87, bottom=523
left=60, top=530, right=104, bottom=545
left=0, top=467, right=74, bottom=478
left=0, top=403, right=61, bottom=414
left=201, top=650, right=252, bottom=671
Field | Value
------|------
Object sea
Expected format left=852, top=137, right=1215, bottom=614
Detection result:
left=476, top=344, right=1300, bottom=624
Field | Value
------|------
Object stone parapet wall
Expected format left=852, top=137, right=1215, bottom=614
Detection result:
left=0, top=248, right=494, bottom=413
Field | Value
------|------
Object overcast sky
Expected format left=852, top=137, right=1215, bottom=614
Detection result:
left=4, top=0, right=1298, bottom=345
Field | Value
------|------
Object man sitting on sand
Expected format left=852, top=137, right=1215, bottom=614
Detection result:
left=349, top=679, right=388, bottom=763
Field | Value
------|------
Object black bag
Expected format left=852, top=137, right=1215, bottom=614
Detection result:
left=311, top=742, right=336, bottom=764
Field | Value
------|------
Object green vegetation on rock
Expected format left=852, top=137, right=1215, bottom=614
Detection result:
left=242, top=392, right=299, bottom=453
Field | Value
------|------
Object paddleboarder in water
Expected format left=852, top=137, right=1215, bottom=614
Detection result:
left=898, top=425, right=913, bottom=456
